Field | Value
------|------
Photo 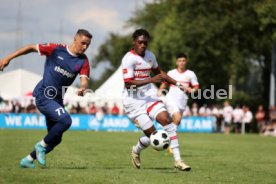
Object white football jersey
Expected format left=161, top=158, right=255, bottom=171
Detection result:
left=122, top=49, right=159, bottom=96
left=166, top=69, right=199, bottom=109
left=121, top=49, right=166, bottom=122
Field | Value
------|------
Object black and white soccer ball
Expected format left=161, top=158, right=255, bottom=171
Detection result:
left=150, top=130, right=170, bottom=151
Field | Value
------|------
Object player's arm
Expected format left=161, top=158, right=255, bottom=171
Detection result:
left=125, top=72, right=165, bottom=87
left=186, top=72, right=199, bottom=94
left=0, top=44, right=38, bottom=71
left=152, top=67, right=186, bottom=90
left=123, top=57, right=163, bottom=88
left=186, top=84, right=199, bottom=94
left=125, top=74, right=164, bottom=88
left=152, top=67, right=177, bottom=85
left=78, top=76, right=89, bottom=96
left=78, top=57, right=90, bottom=96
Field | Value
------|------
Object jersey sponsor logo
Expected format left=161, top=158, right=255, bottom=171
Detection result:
left=75, top=64, right=80, bottom=71
left=134, top=69, right=151, bottom=78
left=54, top=66, right=75, bottom=78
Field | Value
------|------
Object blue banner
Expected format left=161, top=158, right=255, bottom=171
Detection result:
left=0, top=113, right=216, bottom=132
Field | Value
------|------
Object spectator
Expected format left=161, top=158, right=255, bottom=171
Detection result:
left=269, top=105, right=276, bottom=125
left=11, top=100, right=22, bottom=114
left=198, top=104, right=211, bottom=117
left=263, top=106, right=276, bottom=136
left=182, top=106, right=191, bottom=117
left=88, top=102, right=97, bottom=115
left=101, top=102, right=110, bottom=115
left=191, top=102, right=198, bottom=116
left=232, top=105, right=244, bottom=134
left=75, top=102, right=82, bottom=114
left=0, top=100, right=12, bottom=113
left=26, top=99, right=37, bottom=113
left=242, top=105, right=253, bottom=133
left=111, top=103, right=120, bottom=115
left=210, top=104, right=222, bottom=133
left=222, top=101, right=233, bottom=134
left=255, top=105, right=266, bottom=134
left=0, top=96, right=4, bottom=103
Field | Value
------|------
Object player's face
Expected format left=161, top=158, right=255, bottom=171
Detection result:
left=74, top=35, right=91, bottom=55
left=176, top=57, right=187, bottom=70
left=133, top=35, right=148, bottom=57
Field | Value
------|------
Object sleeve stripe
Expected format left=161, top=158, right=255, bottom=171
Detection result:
left=79, top=75, right=90, bottom=80
left=36, top=44, right=42, bottom=56
left=124, top=77, right=134, bottom=82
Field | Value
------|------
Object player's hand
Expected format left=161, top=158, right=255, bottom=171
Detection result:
left=176, top=82, right=188, bottom=92
left=0, top=58, right=10, bottom=71
left=150, top=74, right=164, bottom=83
left=77, top=88, right=86, bottom=96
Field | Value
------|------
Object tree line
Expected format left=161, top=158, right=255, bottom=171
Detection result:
left=91, top=0, right=276, bottom=109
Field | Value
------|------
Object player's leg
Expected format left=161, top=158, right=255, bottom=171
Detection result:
left=20, top=118, right=56, bottom=168
left=131, top=114, right=155, bottom=169
left=29, top=118, right=62, bottom=159
left=34, top=99, right=72, bottom=166
left=149, top=102, right=191, bottom=171
left=167, top=110, right=183, bottom=154
left=34, top=114, right=71, bottom=166
left=172, top=112, right=182, bottom=126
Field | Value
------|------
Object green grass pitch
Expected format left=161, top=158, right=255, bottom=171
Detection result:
left=0, top=130, right=275, bottom=184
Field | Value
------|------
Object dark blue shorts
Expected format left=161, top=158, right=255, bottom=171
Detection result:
left=35, top=97, right=69, bottom=122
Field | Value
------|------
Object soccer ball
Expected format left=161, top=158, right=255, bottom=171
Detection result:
left=150, top=130, right=170, bottom=151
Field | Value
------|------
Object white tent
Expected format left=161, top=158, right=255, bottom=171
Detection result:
left=94, top=65, right=124, bottom=108
left=0, top=69, right=42, bottom=99
left=63, top=86, right=98, bottom=106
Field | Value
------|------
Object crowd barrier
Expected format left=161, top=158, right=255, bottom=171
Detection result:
left=0, top=113, right=216, bottom=133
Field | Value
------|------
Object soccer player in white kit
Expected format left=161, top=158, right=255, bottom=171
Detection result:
left=122, top=29, right=191, bottom=171
left=158, top=53, right=199, bottom=153
left=159, top=53, right=199, bottom=126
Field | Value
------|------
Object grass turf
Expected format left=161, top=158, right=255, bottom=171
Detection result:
left=0, top=129, right=275, bottom=184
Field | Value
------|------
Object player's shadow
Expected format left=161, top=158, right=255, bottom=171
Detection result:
left=101, top=166, right=127, bottom=170
left=54, top=166, right=89, bottom=170
left=145, top=167, right=192, bottom=173
left=144, top=167, right=175, bottom=172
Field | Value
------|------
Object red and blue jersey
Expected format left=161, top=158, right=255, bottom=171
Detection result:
left=33, top=43, right=90, bottom=100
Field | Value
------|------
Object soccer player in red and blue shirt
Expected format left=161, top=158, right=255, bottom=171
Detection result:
left=0, top=29, right=92, bottom=168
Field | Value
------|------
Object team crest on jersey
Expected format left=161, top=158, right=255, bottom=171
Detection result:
left=75, top=64, right=80, bottom=71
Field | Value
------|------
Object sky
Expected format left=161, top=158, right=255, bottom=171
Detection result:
left=0, top=0, right=152, bottom=80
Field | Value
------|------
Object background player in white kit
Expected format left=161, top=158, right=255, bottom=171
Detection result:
left=158, top=53, right=199, bottom=153
left=122, top=29, right=191, bottom=171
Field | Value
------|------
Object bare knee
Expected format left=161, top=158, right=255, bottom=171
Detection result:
left=156, top=111, right=171, bottom=126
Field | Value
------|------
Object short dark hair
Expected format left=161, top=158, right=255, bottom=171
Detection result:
left=132, top=29, right=150, bottom=40
left=76, top=29, right=93, bottom=39
left=176, top=53, right=187, bottom=59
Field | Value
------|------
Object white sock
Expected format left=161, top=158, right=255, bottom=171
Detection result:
left=133, top=136, right=150, bottom=154
left=163, top=123, right=181, bottom=161
left=27, top=155, right=34, bottom=162
left=40, top=139, right=47, bottom=147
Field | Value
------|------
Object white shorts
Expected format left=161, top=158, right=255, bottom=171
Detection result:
left=123, top=95, right=166, bottom=130
left=163, top=96, right=187, bottom=116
